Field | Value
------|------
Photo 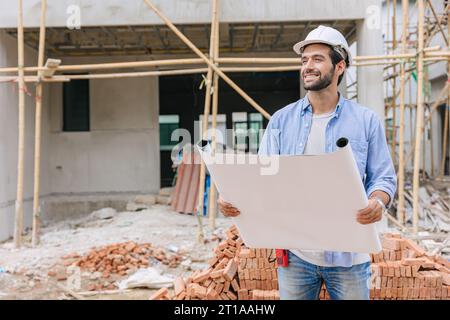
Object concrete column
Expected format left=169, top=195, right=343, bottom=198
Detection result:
left=356, top=13, right=385, bottom=120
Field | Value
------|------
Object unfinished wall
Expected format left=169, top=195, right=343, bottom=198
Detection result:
left=48, top=56, right=160, bottom=195
left=0, top=31, right=51, bottom=241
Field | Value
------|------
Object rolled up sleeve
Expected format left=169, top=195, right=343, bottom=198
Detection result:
left=364, top=113, right=397, bottom=207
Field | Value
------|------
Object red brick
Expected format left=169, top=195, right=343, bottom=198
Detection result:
left=224, top=259, right=237, bottom=281
left=402, top=258, right=427, bottom=266
left=174, top=277, right=186, bottom=297
left=149, top=287, right=169, bottom=300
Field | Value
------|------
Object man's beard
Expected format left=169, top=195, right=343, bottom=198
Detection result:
left=302, top=67, right=335, bottom=91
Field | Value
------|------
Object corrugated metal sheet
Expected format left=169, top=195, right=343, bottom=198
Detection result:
left=171, top=152, right=201, bottom=214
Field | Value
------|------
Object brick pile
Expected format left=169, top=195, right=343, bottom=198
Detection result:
left=154, top=227, right=449, bottom=300
left=151, top=225, right=279, bottom=300
left=52, top=241, right=183, bottom=291
left=319, top=233, right=450, bottom=300
left=236, top=247, right=279, bottom=300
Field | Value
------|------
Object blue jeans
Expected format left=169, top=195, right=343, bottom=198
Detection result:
left=278, top=251, right=371, bottom=300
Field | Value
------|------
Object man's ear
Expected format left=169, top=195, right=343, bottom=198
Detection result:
left=337, top=60, right=346, bottom=76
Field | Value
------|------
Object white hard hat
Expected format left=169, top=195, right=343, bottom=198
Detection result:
left=293, top=25, right=352, bottom=66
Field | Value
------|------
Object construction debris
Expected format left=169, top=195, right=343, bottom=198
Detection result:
left=135, top=195, right=157, bottom=206
left=118, top=267, right=174, bottom=290
left=395, top=181, right=450, bottom=233
left=91, top=208, right=117, bottom=220
left=152, top=225, right=279, bottom=300
left=126, top=202, right=150, bottom=212
left=71, top=241, right=183, bottom=276
left=149, top=287, right=172, bottom=300
left=366, top=233, right=450, bottom=300
left=45, top=241, right=184, bottom=292
left=159, top=227, right=449, bottom=300
left=390, top=179, right=450, bottom=258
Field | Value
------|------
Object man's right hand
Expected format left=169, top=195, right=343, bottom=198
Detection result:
left=218, top=196, right=241, bottom=217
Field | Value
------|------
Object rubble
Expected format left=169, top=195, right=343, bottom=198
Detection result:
left=135, top=195, right=157, bottom=206
left=68, top=241, right=183, bottom=277
left=118, top=267, right=174, bottom=290
left=126, top=202, right=150, bottom=212
left=91, top=208, right=117, bottom=220
left=160, top=227, right=449, bottom=300
left=153, top=225, right=279, bottom=300
left=0, top=205, right=231, bottom=299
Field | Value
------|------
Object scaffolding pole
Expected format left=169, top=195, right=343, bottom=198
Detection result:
left=412, top=0, right=425, bottom=234
left=208, top=0, right=221, bottom=230
left=397, top=0, right=408, bottom=224
left=196, top=0, right=219, bottom=241
left=31, top=0, right=47, bottom=247
left=13, top=0, right=25, bottom=248
left=440, top=8, right=450, bottom=177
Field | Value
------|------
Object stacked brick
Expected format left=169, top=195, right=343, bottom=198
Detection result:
left=237, top=247, right=279, bottom=300
left=153, top=225, right=279, bottom=300
left=369, top=233, right=450, bottom=300
left=319, top=233, right=450, bottom=300
left=153, top=227, right=449, bottom=300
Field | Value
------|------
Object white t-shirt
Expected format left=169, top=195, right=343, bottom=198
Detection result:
left=290, top=109, right=371, bottom=267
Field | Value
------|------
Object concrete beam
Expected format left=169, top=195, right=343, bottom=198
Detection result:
left=0, top=0, right=373, bottom=28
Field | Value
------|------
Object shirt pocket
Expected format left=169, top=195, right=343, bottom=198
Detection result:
left=348, top=139, right=368, bottom=178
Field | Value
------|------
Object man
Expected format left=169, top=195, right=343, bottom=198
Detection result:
left=217, top=25, right=397, bottom=300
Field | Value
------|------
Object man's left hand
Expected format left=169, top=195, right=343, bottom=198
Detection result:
left=357, top=198, right=383, bottom=225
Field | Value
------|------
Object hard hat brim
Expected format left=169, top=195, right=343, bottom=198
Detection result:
left=293, top=39, right=352, bottom=66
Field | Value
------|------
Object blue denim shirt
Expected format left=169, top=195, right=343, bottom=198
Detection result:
left=258, top=93, right=397, bottom=267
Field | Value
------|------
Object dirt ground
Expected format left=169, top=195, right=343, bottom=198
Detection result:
left=0, top=205, right=232, bottom=300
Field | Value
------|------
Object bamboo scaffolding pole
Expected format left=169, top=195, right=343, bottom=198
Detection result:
left=409, top=79, right=414, bottom=169
left=0, top=58, right=205, bottom=74
left=0, top=51, right=447, bottom=76
left=397, top=0, right=408, bottom=224
left=440, top=12, right=450, bottom=177
left=404, top=86, right=449, bottom=165
left=354, top=53, right=416, bottom=61
left=423, top=57, right=450, bottom=61
left=391, top=0, right=397, bottom=163
left=0, top=75, right=70, bottom=82
left=412, top=0, right=425, bottom=234
left=422, top=118, right=426, bottom=179
left=425, top=51, right=450, bottom=57
left=142, top=0, right=271, bottom=120
left=13, top=0, right=25, bottom=248
left=5, top=58, right=448, bottom=83
left=51, top=68, right=207, bottom=79
left=405, top=99, right=447, bottom=168
left=216, top=57, right=300, bottom=64
left=441, top=95, right=449, bottom=176
left=423, top=45, right=442, bottom=52
left=31, top=0, right=46, bottom=247
left=429, top=103, right=435, bottom=176
left=0, top=66, right=305, bottom=83
left=221, top=65, right=300, bottom=72
left=355, top=61, right=402, bottom=67
left=50, top=59, right=442, bottom=81
left=208, top=1, right=221, bottom=230
left=384, top=59, right=444, bottom=81
left=426, top=0, right=448, bottom=46
left=197, top=0, right=219, bottom=241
